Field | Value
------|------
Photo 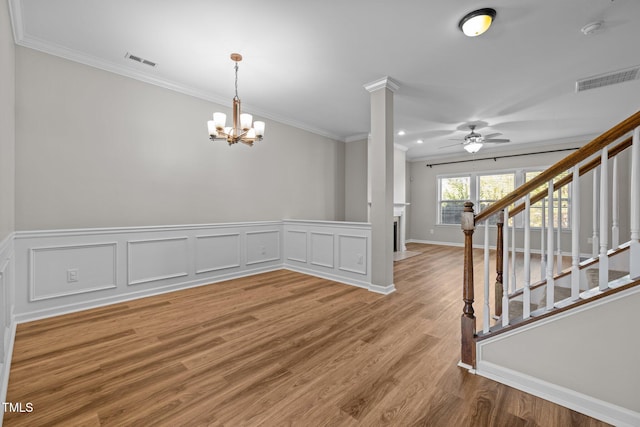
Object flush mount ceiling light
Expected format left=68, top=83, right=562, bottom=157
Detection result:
left=458, top=8, right=496, bottom=37
left=207, top=53, right=265, bottom=146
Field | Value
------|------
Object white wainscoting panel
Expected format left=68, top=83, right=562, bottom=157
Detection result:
left=283, top=220, right=372, bottom=290
left=310, top=232, right=335, bottom=268
left=11, top=220, right=376, bottom=322
left=0, top=232, right=16, bottom=406
left=246, top=230, right=280, bottom=265
left=0, top=257, right=6, bottom=359
left=195, top=233, right=241, bottom=274
left=30, top=242, right=117, bottom=300
left=13, top=222, right=284, bottom=322
left=285, top=230, right=307, bottom=263
left=338, top=235, right=368, bottom=275
left=128, top=237, right=189, bottom=286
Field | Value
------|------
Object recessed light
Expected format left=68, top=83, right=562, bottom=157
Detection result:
left=417, top=139, right=424, bottom=144
left=397, top=130, right=406, bottom=136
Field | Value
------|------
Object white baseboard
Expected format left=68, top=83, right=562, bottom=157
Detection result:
left=407, top=239, right=463, bottom=247
left=283, top=265, right=370, bottom=291
left=407, top=239, right=591, bottom=258
left=476, top=361, right=640, bottom=427
left=368, top=283, right=396, bottom=295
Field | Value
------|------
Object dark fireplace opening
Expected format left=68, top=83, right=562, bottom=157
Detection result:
left=393, top=219, right=398, bottom=252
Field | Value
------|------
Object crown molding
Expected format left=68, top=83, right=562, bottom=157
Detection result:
left=364, top=76, right=400, bottom=93
left=344, top=133, right=369, bottom=143
left=8, top=0, right=24, bottom=43
left=9, top=1, right=347, bottom=143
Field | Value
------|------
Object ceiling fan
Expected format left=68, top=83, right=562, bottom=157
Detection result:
left=442, top=125, right=511, bottom=153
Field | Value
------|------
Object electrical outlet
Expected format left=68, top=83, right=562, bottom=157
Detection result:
left=67, top=269, right=79, bottom=283
left=430, top=229, right=435, bottom=235
left=357, top=254, right=363, bottom=265
left=260, top=246, right=267, bottom=255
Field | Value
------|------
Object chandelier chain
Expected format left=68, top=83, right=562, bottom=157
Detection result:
left=234, top=62, right=239, bottom=98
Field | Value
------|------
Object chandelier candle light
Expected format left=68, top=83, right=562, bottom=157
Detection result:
left=207, top=53, right=265, bottom=146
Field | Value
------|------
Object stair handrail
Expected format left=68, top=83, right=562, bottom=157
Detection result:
left=509, top=135, right=633, bottom=218
left=460, top=110, right=640, bottom=369
left=475, top=111, right=640, bottom=224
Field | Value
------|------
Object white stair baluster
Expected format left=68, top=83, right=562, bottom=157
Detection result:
left=557, top=186, right=563, bottom=275
left=599, top=147, right=609, bottom=291
left=541, top=198, right=546, bottom=281
left=571, top=165, right=580, bottom=300
left=612, top=156, right=619, bottom=248
left=502, top=210, right=510, bottom=326
left=592, top=167, right=599, bottom=258
left=483, top=220, right=490, bottom=333
left=546, top=180, right=555, bottom=311
left=630, top=127, right=640, bottom=280
left=523, top=194, right=531, bottom=318
left=511, top=217, right=517, bottom=293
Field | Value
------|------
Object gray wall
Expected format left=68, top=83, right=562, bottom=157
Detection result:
left=394, top=147, right=406, bottom=203
left=0, top=0, right=15, bottom=242
left=344, top=141, right=410, bottom=223
left=480, top=287, right=640, bottom=414
left=15, top=47, right=345, bottom=230
left=345, top=139, right=368, bottom=222
left=408, top=145, right=632, bottom=255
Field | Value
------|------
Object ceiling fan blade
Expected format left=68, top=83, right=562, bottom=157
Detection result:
left=439, top=142, right=462, bottom=149
left=485, top=138, right=511, bottom=143
left=483, top=132, right=502, bottom=139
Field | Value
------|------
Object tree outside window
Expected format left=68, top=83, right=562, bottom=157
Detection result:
left=478, top=173, right=515, bottom=225
left=439, top=176, right=470, bottom=225
left=436, top=168, right=571, bottom=228
left=525, top=171, right=570, bottom=228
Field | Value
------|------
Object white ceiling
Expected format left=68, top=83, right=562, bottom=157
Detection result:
left=9, top=0, right=640, bottom=160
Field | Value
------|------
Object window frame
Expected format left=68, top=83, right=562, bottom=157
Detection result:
left=436, top=166, right=572, bottom=229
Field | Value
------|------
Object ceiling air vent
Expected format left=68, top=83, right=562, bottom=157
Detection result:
left=125, top=52, right=157, bottom=67
left=576, top=65, right=640, bottom=92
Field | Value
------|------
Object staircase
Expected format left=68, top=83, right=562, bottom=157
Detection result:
left=458, top=111, right=640, bottom=425
left=502, top=244, right=631, bottom=325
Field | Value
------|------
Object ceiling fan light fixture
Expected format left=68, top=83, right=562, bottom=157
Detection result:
left=459, top=8, right=496, bottom=37
left=464, top=141, right=483, bottom=153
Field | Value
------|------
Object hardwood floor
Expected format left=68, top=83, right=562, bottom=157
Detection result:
left=4, top=243, right=609, bottom=426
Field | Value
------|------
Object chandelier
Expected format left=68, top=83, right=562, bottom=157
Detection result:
left=207, top=53, right=265, bottom=146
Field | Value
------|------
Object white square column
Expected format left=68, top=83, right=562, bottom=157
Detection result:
left=365, top=77, right=398, bottom=295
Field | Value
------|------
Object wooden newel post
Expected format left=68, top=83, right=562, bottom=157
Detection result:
left=461, top=201, right=476, bottom=368
left=495, top=210, right=504, bottom=317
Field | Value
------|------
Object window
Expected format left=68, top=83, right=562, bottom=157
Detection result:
left=525, top=171, right=570, bottom=228
left=478, top=173, right=515, bottom=224
left=439, top=176, right=470, bottom=225
left=437, top=168, right=571, bottom=228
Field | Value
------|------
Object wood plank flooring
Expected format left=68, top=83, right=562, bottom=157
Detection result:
left=4, top=243, right=609, bottom=426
